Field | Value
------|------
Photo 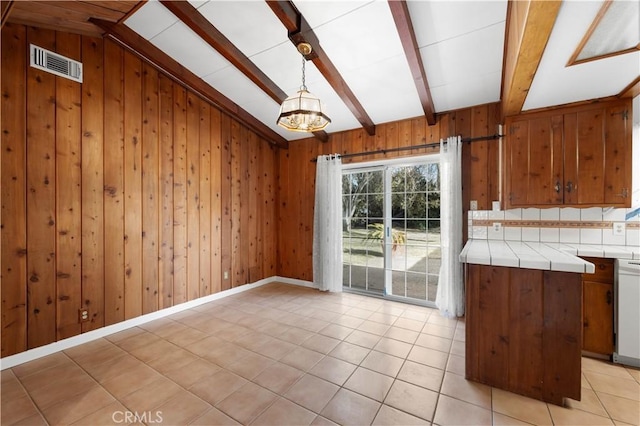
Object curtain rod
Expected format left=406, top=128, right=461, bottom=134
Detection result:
left=310, top=134, right=503, bottom=162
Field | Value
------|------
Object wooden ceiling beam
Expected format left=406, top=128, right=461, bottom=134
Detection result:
left=267, top=0, right=377, bottom=136
left=388, top=0, right=436, bottom=126
left=1, top=0, right=15, bottom=29
left=91, top=18, right=289, bottom=149
left=620, top=76, right=640, bottom=99
left=159, top=1, right=327, bottom=143
left=501, top=0, right=562, bottom=118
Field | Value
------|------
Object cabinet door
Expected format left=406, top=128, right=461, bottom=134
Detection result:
left=564, top=100, right=631, bottom=207
left=583, top=280, right=614, bottom=355
left=505, top=115, right=563, bottom=207
left=564, top=109, right=605, bottom=205
left=604, top=103, right=631, bottom=205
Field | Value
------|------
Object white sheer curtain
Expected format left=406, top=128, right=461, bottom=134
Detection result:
left=436, top=136, right=464, bottom=318
left=313, top=154, right=343, bottom=292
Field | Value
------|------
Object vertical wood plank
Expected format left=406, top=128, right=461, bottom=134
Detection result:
left=172, top=85, right=188, bottom=304
left=142, top=63, right=159, bottom=314
left=262, top=143, right=276, bottom=278
left=123, top=50, right=143, bottom=320
left=576, top=109, right=605, bottom=205
left=186, top=93, right=200, bottom=300
left=412, top=116, right=427, bottom=154
left=103, top=39, right=125, bottom=326
left=158, top=75, right=174, bottom=308
left=247, top=132, right=259, bottom=282
left=1, top=23, right=28, bottom=356
left=470, top=105, right=489, bottom=209
left=81, top=35, right=105, bottom=331
left=477, top=266, right=509, bottom=387
left=398, top=120, right=412, bottom=157
left=604, top=101, right=631, bottom=204
left=508, top=269, right=543, bottom=399
left=25, top=26, right=57, bottom=348
left=210, top=109, right=222, bottom=294
left=302, top=140, right=317, bottom=281
left=288, top=142, right=304, bottom=278
left=55, top=32, right=82, bottom=340
left=276, top=148, right=290, bottom=276
left=239, top=128, right=251, bottom=284
left=543, top=271, right=582, bottom=403
left=220, top=114, right=232, bottom=290
left=486, top=103, right=501, bottom=203
left=199, top=102, right=212, bottom=296
left=230, top=120, right=242, bottom=287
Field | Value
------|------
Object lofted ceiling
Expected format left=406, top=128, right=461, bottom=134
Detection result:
left=3, top=0, right=639, bottom=145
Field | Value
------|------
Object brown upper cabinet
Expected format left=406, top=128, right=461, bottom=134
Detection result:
left=504, top=99, right=632, bottom=209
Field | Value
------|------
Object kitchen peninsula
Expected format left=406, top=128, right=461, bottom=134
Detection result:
left=460, top=239, right=639, bottom=405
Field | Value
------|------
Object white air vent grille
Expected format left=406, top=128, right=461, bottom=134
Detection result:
left=30, top=44, right=83, bottom=83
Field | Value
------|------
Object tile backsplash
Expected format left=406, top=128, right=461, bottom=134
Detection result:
left=469, top=207, right=640, bottom=247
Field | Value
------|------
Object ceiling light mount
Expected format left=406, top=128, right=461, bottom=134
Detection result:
left=297, top=42, right=313, bottom=56
left=276, top=42, right=330, bottom=133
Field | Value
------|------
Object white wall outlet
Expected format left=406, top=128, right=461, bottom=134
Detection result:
left=493, top=222, right=502, bottom=232
left=224, top=271, right=229, bottom=280
left=613, top=222, right=626, bottom=236
left=470, top=200, right=478, bottom=211
left=492, top=201, right=501, bottom=211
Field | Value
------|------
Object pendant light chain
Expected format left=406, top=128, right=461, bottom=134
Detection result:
left=300, top=55, right=307, bottom=91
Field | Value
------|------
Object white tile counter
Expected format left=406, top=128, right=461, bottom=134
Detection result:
left=459, top=240, right=640, bottom=273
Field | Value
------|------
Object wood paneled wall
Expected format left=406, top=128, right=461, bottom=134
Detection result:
left=0, top=24, right=277, bottom=357
left=277, top=104, right=501, bottom=280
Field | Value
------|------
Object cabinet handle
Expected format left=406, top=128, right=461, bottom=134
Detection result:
left=606, top=290, right=612, bottom=305
left=566, top=181, right=574, bottom=193
left=615, top=188, right=629, bottom=198
left=554, top=181, right=561, bottom=193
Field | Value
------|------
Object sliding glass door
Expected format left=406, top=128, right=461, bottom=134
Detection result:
left=342, top=158, right=441, bottom=306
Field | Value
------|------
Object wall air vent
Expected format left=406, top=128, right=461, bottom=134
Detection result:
left=30, top=44, right=83, bottom=83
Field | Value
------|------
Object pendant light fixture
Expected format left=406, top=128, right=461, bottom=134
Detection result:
left=277, top=42, right=331, bottom=133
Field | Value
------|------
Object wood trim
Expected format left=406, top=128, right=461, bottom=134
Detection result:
left=501, top=0, right=562, bottom=117
left=567, top=0, right=612, bottom=66
left=620, top=75, right=640, bottom=99
left=565, top=1, right=639, bottom=66
left=388, top=0, right=436, bottom=125
left=1, top=0, right=14, bottom=29
left=91, top=18, right=289, bottom=149
left=267, top=0, right=376, bottom=136
left=504, top=95, right=627, bottom=120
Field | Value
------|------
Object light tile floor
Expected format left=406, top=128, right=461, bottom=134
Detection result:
left=2, top=282, right=639, bottom=425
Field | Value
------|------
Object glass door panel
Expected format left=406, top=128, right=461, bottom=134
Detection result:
left=342, top=169, right=385, bottom=294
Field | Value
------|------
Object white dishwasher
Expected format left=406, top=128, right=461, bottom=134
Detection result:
left=614, top=259, right=640, bottom=367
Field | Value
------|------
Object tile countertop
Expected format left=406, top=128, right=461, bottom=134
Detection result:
left=459, top=240, right=640, bottom=274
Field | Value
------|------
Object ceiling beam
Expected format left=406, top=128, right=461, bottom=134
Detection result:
left=388, top=1, right=436, bottom=126
left=91, top=18, right=289, bottom=149
left=267, top=0, right=377, bottom=136
left=159, top=1, right=328, bottom=143
left=501, top=0, right=562, bottom=118
left=1, top=1, right=15, bottom=29
left=620, top=76, right=640, bottom=99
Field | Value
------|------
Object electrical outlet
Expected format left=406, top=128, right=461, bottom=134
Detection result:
left=224, top=271, right=229, bottom=280
left=78, top=309, right=89, bottom=323
left=470, top=200, right=478, bottom=211
left=492, top=222, right=502, bottom=232
left=613, top=222, right=625, bottom=236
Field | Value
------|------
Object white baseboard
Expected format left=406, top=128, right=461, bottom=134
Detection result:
left=274, top=276, right=319, bottom=289
left=1, top=276, right=292, bottom=370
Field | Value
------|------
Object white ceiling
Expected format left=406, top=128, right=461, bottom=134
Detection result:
left=125, top=0, right=640, bottom=141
